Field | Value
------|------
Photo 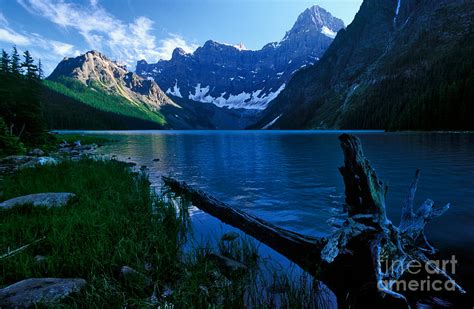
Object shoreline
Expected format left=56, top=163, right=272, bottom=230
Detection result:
left=0, top=138, right=321, bottom=307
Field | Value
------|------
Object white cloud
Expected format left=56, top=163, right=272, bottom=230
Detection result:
left=0, top=28, right=31, bottom=45
left=17, top=0, right=198, bottom=68
left=0, top=13, right=81, bottom=74
left=157, top=34, right=199, bottom=60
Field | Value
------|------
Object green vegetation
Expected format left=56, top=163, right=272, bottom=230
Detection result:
left=0, top=158, right=318, bottom=307
left=0, top=47, right=50, bottom=149
left=41, top=86, right=164, bottom=130
left=43, top=78, right=166, bottom=127
left=0, top=159, right=183, bottom=306
left=0, top=117, right=25, bottom=157
left=339, top=26, right=474, bottom=131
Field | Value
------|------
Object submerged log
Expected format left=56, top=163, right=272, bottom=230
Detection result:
left=163, top=134, right=466, bottom=307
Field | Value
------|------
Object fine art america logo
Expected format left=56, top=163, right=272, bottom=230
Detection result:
left=379, top=256, right=459, bottom=292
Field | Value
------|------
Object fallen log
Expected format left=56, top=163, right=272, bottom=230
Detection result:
left=162, top=176, right=326, bottom=276
left=163, top=134, right=466, bottom=308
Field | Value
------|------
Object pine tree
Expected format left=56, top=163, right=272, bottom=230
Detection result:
left=38, top=59, right=44, bottom=79
left=10, top=46, right=21, bottom=74
left=0, top=49, right=10, bottom=73
left=21, top=50, right=38, bottom=79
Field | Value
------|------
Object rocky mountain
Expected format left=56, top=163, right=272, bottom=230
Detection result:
left=48, top=50, right=175, bottom=122
left=253, top=0, right=474, bottom=130
left=45, top=50, right=261, bottom=129
left=136, top=5, right=344, bottom=110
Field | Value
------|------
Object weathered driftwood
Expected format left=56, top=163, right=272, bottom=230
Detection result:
left=162, top=176, right=326, bottom=275
left=162, top=134, right=465, bottom=307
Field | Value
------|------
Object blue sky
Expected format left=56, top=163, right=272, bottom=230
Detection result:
left=0, top=0, right=363, bottom=74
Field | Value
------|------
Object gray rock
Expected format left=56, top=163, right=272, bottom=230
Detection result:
left=0, top=278, right=86, bottom=308
left=161, top=286, right=173, bottom=298
left=198, top=285, right=209, bottom=297
left=27, top=149, right=45, bottom=157
left=0, top=193, right=77, bottom=210
left=73, top=140, right=81, bottom=147
left=20, top=157, right=58, bottom=169
left=0, top=156, right=34, bottom=175
left=221, top=231, right=240, bottom=242
left=0, top=156, right=33, bottom=166
left=59, top=141, right=70, bottom=148
left=34, top=255, right=47, bottom=264
left=207, top=253, right=248, bottom=276
left=120, top=266, right=153, bottom=291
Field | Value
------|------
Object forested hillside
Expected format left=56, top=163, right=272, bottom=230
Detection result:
left=41, top=85, right=164, bottom=130
left=43, top=78, right=166, bottom=129
left=0, top=47, right=49, bottom=156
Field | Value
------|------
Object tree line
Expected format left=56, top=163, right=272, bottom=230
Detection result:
left=0, top=46, right=49, bottom=156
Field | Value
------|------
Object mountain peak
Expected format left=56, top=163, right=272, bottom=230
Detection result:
left=233, top=42, right=247, bottom=51
left=136, top=4, right=342, bottom=111
left=172, top=48, right=188, bottom=59
left=283, top=5, right=344, bottom=40
left=48, top=51, right=175, bottom=111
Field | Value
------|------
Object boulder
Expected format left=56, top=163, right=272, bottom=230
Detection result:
left=161, top=286, right=173, bottom=298
left=120, top=266, right=153, bottom=291
left=20, top=157, right=58, bottom=169
left=34, top=255, right=47, bottom=264
left=0, top=193, right=77, bottom=210
left=0, top=278, right=86, bottom=308
left=207, top=253, right=248, bottom=277
left=59, top=141, right=69, bottom=148
left=27, top=149, right=45, bottom=157
left=0, top=156, right=32, bottom=166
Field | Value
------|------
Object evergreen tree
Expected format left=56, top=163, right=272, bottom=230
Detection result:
left=10, top=46, right=21, bottom=75
left=0, top=49, right=10, bottom=73
left=22, top=50, right=38, bottom=79
left=38, top=59, right=44, bottom=80
left=0, top=45, right=48, bottom=148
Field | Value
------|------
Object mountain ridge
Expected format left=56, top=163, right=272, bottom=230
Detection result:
left=136, top=5, right=344, bottom=110
left=252, top=0, right=474, bottom=130
left=44, top=50, right=261, bottom=130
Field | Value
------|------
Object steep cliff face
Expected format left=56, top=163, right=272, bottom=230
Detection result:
left=49, top=50, right=176, bottom=111
left=254, top=0, right=474, bottom=130
left=136, top=5, right=344, bottom=110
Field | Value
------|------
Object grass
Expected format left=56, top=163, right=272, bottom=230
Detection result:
left=0, top=158, right=319, bottom=307
left=0, top=158, right=185, bottom=306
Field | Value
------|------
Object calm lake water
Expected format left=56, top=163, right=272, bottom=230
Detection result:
left=63, top=130, right=474, bottom=287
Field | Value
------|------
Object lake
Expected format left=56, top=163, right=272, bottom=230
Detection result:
left=62, top=130, right=474, bottom=288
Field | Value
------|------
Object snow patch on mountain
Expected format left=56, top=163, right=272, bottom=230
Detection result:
left=188, top=83, right=286, bottom=110
left=166, top=80, right=182, bottom=98
left=262, top=114, right=283, bottom=129
left=321, top=26, right=337, bottom=38
left=188, top=84, right=211, bottom=101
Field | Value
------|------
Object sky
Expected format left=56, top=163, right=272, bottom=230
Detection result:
left=0, top=0, right=363, bottom=74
